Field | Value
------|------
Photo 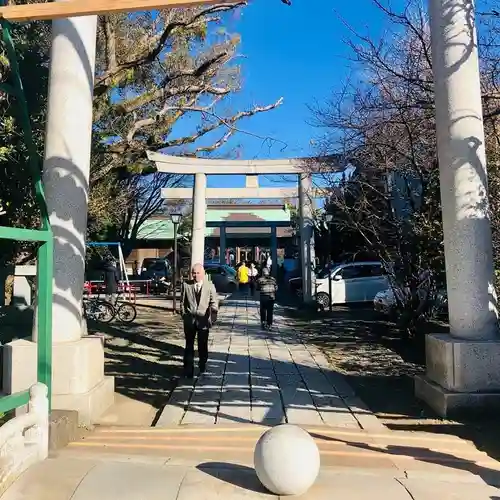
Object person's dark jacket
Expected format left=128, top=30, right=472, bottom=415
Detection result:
left=103, top=261, right=120, bottom=294
left=257, top=275, right=278, bottom=301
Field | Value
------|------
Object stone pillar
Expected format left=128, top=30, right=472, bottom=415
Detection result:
left=191, top=172, right=207, bottom=268
left=271, top=226, right=278, bottom=278
left=40, top=15, right=97, bottom=342
left=219, top=224, right=226, bottom=265
left=299, top=174, right=315, bottom=303
left=415, top=0, right=500, bottom=417
left=3, top=13, right=114, bottom=423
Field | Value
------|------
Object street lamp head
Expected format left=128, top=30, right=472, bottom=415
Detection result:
left=170, top=213, right=182, bottom=224
left=325, top=213, right=334, bottom=223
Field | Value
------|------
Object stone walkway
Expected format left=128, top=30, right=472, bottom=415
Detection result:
left=156, top=293, right=384, bottom=430
left=3, top=293, right=500, bottom=499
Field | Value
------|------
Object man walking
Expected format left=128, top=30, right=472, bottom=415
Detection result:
left=249, top=262, right=259, bottom=296
left=180, top=263, right=219, bottom=378
left=256, top=267, right=278, bottom=330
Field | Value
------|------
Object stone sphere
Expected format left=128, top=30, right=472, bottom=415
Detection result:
left=254, top=424, right=320, bottom=496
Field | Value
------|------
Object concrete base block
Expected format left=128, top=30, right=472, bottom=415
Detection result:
left=415, top=375, right=500, bottom=418
left=425, top=334, right=500, bottom=392
left=49, top=410, right=79, bottom=451
left=53, top=376, right=115, bottom=426
left=3, top=337, right=114, bottom=425
left=416, top=334, right=500, bottom=417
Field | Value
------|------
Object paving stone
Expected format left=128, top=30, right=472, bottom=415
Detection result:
left=280, top=384, right=324, bottom=425
left=1, top=457, right=96, bottom=500
left=400, top=478, right=499, bottom=499
left=273, top=360, right=299, bottom=375
left=250, top=357, right=274, bottom=370
left=223, top=372, right=250, bottom=388
left=295, top=471, right=413, bottom=499
left=154, top=293, right=385, bottom=430
left=276, top=373, right=303, bottom=387
left=182, top=406, right=218, bottom=424
left=71, top=461, right=186, bottom=500
left=251, top=402, right=286, bottom=424
left=218, top=389, right=252, bottom=423
left=251, top=373, right=279, bottom=389
left=156, top=382, right=194, bottom=426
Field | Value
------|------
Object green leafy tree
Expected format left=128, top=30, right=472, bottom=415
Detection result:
left=89, top=5, right=282, bottom=246
left=0, top=20, right=51, bottom=267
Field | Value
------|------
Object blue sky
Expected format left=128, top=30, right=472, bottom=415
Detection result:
left=171, top=0, right=400, bottom=190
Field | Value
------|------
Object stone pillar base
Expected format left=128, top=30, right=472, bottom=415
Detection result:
left=3, top=337, right=114, bottom=425
left=415, top=334, right=500, bottom=417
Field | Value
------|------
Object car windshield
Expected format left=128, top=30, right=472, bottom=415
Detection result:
left=316, top=263, right=339, bottom=279
left=316, top=268, right=332, bottom=279
left=143, top=260, right=166, bottom=271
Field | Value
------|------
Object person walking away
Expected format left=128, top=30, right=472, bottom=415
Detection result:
left=237, top=260, right=249, bottom=294
left=180, top=263, right=218, bottom=378
left=249, top=262, right=259, bottom=296
left=103, top=256, right=120, bottom=306
left=257, top=267, right=278, bottom=330
left=278, top=263, right=285, bottom=284
left=266, top=253, right=272, bottom=270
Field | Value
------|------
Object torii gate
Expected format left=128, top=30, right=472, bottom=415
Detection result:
left=1, top=0, right=498, bottom=419
left=149, top=152, right=331, bottom=300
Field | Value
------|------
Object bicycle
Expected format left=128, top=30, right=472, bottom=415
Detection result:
left=82, top=297, right=115, bottom=323
left=107, top=291, right=137, bottom=324
left=114, top=299, right=137, bottom=324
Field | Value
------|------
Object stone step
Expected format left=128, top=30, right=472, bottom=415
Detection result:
left=52, top=425, right=500, bottom=482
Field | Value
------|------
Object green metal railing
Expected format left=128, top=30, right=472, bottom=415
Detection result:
left=0, top=17, right=53, bottom=413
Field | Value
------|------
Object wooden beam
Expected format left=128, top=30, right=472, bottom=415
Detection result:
left=0, top=0, right=237, bottom=22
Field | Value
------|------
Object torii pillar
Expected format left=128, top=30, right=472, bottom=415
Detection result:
left=3, top=11, right=114, bottom=424
left=191, top=173, right=207, bottom=268
left=415, top=0, right=500, bottom=416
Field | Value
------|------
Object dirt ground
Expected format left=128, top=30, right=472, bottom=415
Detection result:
left=87, top=302, right=185, bottom=417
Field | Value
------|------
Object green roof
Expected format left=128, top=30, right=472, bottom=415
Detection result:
left=135, top=207, right=292, bottom=240
left=136, top=219, right=175, bottom=240
left=206, top=208, right=291, bottom=222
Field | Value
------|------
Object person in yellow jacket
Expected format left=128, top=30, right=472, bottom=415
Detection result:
left=237, top=261, right=250, bottom=294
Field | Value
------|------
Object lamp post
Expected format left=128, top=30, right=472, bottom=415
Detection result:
left=170, top=213, right=182, bottom=314
left=325, top=213, right=334, bottom=312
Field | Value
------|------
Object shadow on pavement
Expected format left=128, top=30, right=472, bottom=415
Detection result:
left=310, top=431, right=500, bottom=489
left=88, top=291, right=500, bottom=490
left=196, top=463, right=268, bottom=493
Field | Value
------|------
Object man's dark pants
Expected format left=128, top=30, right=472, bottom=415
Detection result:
left=259, top=297, right=275, bottom=326
left=183, top=317, right=209, bottom=376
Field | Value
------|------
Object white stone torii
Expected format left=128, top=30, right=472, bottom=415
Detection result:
left=150, top=152, right=318, bottom=303
left=9, top=0, right=498, bottom=422
left=160, top=183, right=326, bottom=282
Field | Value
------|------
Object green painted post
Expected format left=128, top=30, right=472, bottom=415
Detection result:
left=36, top=238, right=53, bottom=409
left=0, top=18, right=54, bottom=415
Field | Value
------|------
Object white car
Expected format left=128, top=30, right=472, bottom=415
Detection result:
left=315, top=261, right=389, bottom=309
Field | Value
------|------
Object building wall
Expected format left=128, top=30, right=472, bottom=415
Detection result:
left=127, top=244, right=173, bottom=266
left=386, top=170, right=423, bottom=219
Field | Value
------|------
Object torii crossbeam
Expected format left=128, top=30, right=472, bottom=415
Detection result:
left=0, top=0, right=238, bottom=22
